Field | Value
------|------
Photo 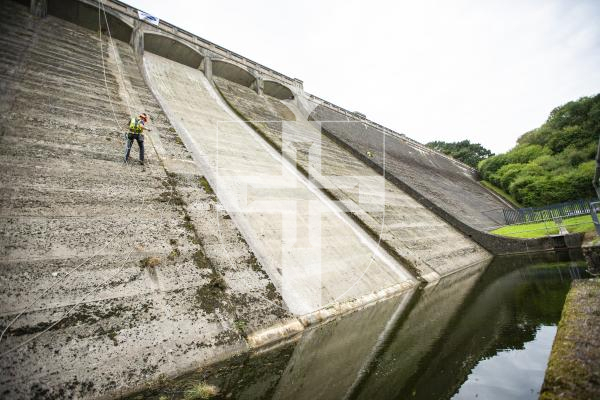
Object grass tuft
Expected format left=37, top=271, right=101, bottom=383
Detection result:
left=198, top=176, right=214, bottom=195
left=480, top=180, right=522, bottom=208
left=140, top=256, right=161, bottom=268
left=167, top=248, right=180, bottom=261
left=183, top=382, right=219, bottom=399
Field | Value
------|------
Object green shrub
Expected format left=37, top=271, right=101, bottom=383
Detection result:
left=477, top=94, right=599, bottom=206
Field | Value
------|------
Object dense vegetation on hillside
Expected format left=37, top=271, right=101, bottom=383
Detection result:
left=426, top=140, right=493, bottom=168
left=478, top=94, right=599, bottom=207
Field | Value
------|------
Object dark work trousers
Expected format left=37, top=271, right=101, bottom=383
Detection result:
left=124, top=133, right=144, bottom=162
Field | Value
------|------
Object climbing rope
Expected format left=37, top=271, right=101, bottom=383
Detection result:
left=0, top=0, right=170, bottom=354
left=99, top=0, right=134, bottom=117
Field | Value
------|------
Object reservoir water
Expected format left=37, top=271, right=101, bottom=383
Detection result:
left=124, top=250, right=588, bottom=400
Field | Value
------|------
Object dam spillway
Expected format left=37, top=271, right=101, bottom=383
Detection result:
left=142, top=51, right=416, bottom=315
left=0, top=0, right=580, bottom=398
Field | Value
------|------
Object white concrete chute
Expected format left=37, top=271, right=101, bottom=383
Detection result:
left=263, top=80, right=294, bottom=100
left=212, top=59, right=255, bottom=88
left=142, top=52, right=417, bottom=315
left=143, top=32, right=204, bottom=69
left=47, top=0, right=133, bottom=43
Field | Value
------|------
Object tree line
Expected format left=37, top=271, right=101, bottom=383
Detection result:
left=427, top=93, right=600, bottom=207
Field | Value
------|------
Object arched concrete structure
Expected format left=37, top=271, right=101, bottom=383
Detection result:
left=47, top=0, right=132, bottom=43
left=35, top=0, right=301, bottom=96
left=263, top=80, right=294, bottom=100
left=144, top=32, right=204, bottom=69
left=212, top=60, right=255, bottom=88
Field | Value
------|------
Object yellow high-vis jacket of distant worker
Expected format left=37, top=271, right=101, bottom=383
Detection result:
left=129, top=117, right=145, bottom=134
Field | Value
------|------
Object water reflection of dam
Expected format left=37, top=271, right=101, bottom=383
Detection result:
left=125, top=251, right=586, bottom=399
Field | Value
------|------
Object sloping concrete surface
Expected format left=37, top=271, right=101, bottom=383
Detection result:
left=309, top=105, right=510, bottom=231
left=0, top=0, right=505, bottom=398
left=142, top=52, right=417, bottom=316
left=0, top=2, right=289, bottom=398
left=214, top=77, right=491, bottom=280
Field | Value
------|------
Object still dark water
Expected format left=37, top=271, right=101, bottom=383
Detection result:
left=126, top=251, right=589, bottom=400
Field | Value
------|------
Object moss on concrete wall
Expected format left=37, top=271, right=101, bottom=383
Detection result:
left=540, top=278, right=600, bottom=399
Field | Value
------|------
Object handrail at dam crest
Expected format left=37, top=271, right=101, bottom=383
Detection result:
left=67, top=0, right=302, bottom=90
left=305, top=92, right=478, bottom=174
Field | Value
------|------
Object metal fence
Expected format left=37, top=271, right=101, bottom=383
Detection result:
left=591, top=201, right=600, bottom=235
left=502, top=199, right=592, bottom=225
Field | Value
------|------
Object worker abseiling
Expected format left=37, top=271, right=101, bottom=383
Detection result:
left=125, top=113, right=151, bottom=165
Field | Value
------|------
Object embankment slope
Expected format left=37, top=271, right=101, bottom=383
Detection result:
left=0, top=3, right=288, bottom=398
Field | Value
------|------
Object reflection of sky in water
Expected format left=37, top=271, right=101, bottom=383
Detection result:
left=452, top=325, right=556, bottom=400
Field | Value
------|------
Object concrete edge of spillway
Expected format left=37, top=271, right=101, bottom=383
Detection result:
left=247, top=280, right=418, bottom=349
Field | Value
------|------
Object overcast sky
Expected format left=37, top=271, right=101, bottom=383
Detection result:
left=126, top=0, right=600, bottom=153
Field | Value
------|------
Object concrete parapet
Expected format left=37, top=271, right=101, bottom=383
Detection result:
left=36, top=0, right=300, bottom=96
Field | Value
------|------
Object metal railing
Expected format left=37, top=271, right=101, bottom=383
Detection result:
left=502, top=199, right=592, bottom=225
left=103, top=0, right=301, bottom=87
left=590, top=201, right=600, bottom=235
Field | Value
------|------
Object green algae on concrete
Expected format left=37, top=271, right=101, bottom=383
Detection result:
left=582, top=232, right=600, bottom=274
left=539, top=279, right=600, bottom=400
left=198, top=176, right=215, bottom=196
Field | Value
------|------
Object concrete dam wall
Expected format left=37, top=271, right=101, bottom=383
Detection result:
left=0, top=2, right=288, bottom=397
left=0, top=0, right=577, bottom=398
left=308, top=105, right=508, bottom=230
left=213, top=77, right=489, bottom=281
left=306, top=104, right=584, bottom=253
left=141, top=51, right=416, bottom=315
